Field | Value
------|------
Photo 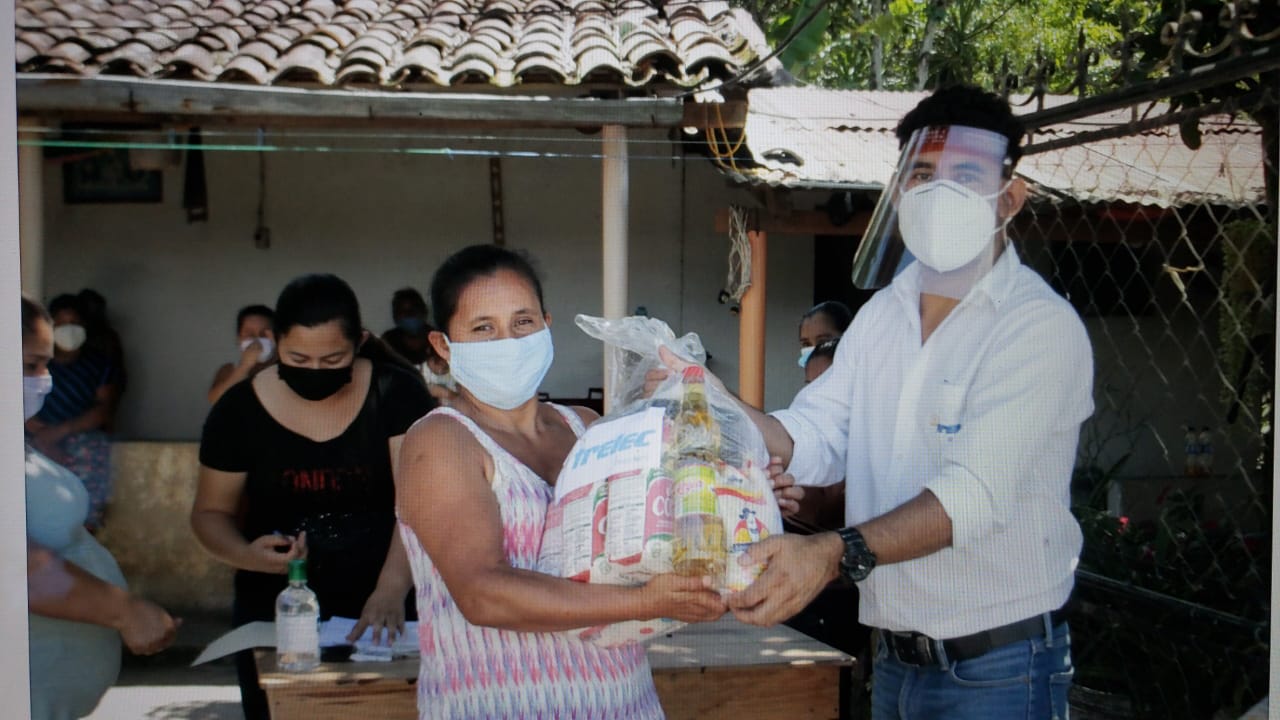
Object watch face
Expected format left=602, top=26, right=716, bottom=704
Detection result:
left=839, top=528, right=875, bottom=582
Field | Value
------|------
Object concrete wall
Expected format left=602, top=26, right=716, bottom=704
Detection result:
left=98, top=441, right=233, bottom=611
left=38, top=129, right=816, bottom=441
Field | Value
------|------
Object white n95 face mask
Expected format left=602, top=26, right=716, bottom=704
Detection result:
left=23, top=374, right=53, bottom=421
left=52, top=324, right=87, bottom=353
left=447, top=328, right=554, bottom=410
left=897, top=180, right=1006, bottom=273
left=239, top=337, right=275, bottom=362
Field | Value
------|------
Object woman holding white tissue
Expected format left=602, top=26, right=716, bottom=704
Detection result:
left=396, top=244, right=727, bottom=720
left=22, top=295, right=180, bottom=720
left=207, top=304, right=276, bottom=405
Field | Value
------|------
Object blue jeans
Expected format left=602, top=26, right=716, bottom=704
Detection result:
left=871, top=619, right=1073, bottom=720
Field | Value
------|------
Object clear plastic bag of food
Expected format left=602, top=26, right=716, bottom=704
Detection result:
left=537, top=315, right=784, bottom=647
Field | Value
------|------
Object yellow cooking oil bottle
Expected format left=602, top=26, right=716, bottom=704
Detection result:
left=671, top=366, right=726, bottom=578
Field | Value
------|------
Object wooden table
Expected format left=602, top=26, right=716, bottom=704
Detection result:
left=257, top=617, right=855, bottom=720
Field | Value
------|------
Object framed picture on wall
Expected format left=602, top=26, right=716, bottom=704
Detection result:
left=62, top=146, right=163, bottom=204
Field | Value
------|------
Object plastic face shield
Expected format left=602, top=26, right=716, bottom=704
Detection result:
left=850, top=125, right=1012, bottom=300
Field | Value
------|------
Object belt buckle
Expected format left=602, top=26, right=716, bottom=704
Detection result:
left=889, top=632, right=936, bottom=666
left=914, top=634, right=936, bottom=665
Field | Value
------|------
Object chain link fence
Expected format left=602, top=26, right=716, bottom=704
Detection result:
left=1014, top=93, right=1274, bottom=720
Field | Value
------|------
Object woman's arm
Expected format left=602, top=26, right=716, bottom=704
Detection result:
left=346, top=435, right=418, bottom=644
left=396, top=416, right=724, bottom=633
left=190, top=465, right=304, bottom=574
left=28, top=541, right=180, bottom=655
left=31, top=383, right=119, bottom=448
left=207, top=363, right=243, bottom=405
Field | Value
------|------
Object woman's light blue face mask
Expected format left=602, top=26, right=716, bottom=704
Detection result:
left=446, top=327, right=554, bottom=410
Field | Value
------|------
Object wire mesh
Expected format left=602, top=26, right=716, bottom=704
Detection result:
left=1016, top=95, right=1274, bottom=720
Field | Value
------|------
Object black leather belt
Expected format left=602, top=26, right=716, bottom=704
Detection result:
left=883, top=610, right=1067, bottom=667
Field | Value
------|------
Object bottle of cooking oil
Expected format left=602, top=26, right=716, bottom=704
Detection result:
left=671, top=366, right=726, bottom=577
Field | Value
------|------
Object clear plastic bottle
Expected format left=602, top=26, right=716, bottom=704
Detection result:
left=275, top=558, right=320, bottom=672
left=671, top=366, right=726, bottom=578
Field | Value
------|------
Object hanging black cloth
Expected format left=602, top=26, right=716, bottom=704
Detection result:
left=183, top=127, right=208, bottom=223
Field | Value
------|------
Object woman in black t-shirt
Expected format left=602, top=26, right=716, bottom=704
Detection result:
left=193, top=273, right=434, bottom=720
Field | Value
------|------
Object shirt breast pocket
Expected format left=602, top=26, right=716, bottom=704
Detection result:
left=924, top=381, right=967, bottom=452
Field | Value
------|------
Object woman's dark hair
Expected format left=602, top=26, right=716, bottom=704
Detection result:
left=47, top=293, right=83, bottom=320
left=77, top=288, right=108, bottom=323
left=431, top=245, right=545, bottom=332
left=391, top=288, right=428, bottom=317
left=806, top=338, right=840, bottom=368
left=896, top=84, right=1026, bottom=171
left=21, top=295, right=52, bottom=337
left=274, top=273, right=423, bottom=378
left=275, top=274, right=363, bottom=342
left=802, top=301, right=853, bottom=334
left=236, top=304, right=275, bottom=333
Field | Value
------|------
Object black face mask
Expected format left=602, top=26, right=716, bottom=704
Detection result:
left=278, top=363, right=353, bottom=401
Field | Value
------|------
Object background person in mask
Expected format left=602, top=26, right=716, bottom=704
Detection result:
left=22, top=295, right=179, bottom=720
left=25, top=293, right=122, bottom=532
left=193, top=274, right=434, bottom=720
left=797, top=301, right=851, bottom=373
left=654, top=85, right=1093, bottom=720
left=381, top=287, right=431, bottom=365
left=207, top=304, right=276, bottom=405
left=396, top=244, right=726, bottom=720
left=381, top=287, right=457, bottom=405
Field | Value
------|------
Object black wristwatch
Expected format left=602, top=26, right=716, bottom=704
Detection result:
left=835, top=527, right=877, bottom=583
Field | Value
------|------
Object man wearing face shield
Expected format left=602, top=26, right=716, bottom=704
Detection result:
left=681, top=86, right=1094, bottom=719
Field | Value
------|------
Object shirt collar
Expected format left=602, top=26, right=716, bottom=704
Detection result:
left=891, top=243, right=1022, bottom=311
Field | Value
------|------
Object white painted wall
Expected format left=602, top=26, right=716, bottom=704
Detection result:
left=38, top=129, right=815, bottom=440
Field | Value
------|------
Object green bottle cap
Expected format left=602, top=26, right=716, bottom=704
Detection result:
left=287, top=558, right=307, bottom=582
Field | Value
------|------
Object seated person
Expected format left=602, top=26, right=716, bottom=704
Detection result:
left=25, top=294, right=122, bottom=532
left=208, top=305, right=276, bottom=405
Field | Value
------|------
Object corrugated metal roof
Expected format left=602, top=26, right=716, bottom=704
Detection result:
left=734, top=87, right=1267, bottom=207
left=15, top=0, right=768, bottom=89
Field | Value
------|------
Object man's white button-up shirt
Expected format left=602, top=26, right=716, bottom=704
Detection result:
left=771, top=247, right=1094, bottom=639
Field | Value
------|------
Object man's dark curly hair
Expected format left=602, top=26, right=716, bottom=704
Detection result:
left=895, top=84, right=1026, bottom=172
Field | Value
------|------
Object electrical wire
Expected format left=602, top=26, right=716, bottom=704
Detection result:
left=675, top=0, right=833, bottom=99
left=703, top=102, right=747, bottom=171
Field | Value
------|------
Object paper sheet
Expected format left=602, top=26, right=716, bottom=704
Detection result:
left=191, top=621, right=276, bottom=666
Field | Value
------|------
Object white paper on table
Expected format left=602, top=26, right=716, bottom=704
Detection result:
left=191, top=621, right=276, bottom=666
left=319, top=616, right=420, bottom=662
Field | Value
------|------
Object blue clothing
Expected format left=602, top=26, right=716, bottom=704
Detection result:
left=871, top=620, right=1073, bottom=720
left=26, top=446, right=126, bottom=720
left=33, top=350, right=117, bottom=529
left=36, top=350, right=115, bottom=426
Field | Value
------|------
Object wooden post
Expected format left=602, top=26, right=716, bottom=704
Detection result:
left=738, top=227, right=767, bottom=409
left=601, top=125, right=629, bottom=414
left=18, top=117, right=43, bottom=298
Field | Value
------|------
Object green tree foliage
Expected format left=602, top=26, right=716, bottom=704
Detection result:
left=742, top=0, right=1157, bottom=92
